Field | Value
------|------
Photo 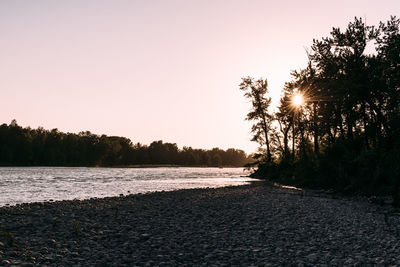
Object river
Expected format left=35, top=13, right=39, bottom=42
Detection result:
left=0, top=167, right=255, bottom=206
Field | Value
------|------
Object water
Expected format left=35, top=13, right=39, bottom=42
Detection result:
left=0, top=167, right=254, bottom=206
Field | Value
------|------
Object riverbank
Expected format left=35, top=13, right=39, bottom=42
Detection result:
left=1, top=182, right=400, bottom=266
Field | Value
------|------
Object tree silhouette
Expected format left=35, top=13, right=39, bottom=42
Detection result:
left=241, top=17, right=400, bottom=198
left=239, top=77, right=274, bottom=161
left=0, top=120, right=251, bottom=167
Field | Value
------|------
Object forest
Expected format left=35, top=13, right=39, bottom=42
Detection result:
left=0, top=120, right=250, bottom=167
left=241, top=17, right=400, bottom=201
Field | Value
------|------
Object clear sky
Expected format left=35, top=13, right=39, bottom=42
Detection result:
left=1, top=0, right=398, bottom=153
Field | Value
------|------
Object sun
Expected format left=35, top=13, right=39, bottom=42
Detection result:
left=292, top=93, right=304, bottom=107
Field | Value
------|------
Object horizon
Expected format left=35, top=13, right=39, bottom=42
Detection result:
left=1, top=0, right=398, bottom=154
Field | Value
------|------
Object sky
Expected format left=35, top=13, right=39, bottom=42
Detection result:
left=0, top=0, right=399, bottom=154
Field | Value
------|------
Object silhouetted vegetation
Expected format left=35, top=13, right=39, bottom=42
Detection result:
left=241, top=17, right=400, bottom=202
left=0, top=120, right=251, bottom=167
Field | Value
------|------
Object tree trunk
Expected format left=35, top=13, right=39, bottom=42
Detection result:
left=279, top=120, right=291, bottom=159
left=347, top=113, right=353, bottom=141
left=262, top=118, right=271, bottom=162
left=313, top=102, right=319, bottom=154
left=362, top=103, right=370, bottom=149
left=292, top=114, right=295, bottom=160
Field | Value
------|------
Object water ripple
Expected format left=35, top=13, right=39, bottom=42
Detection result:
left=0, top=167, right=254, bottom=206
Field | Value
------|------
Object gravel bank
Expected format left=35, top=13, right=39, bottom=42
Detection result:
left=1, top=182, right=400, bottom=266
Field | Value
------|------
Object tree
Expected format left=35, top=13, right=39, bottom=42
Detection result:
left=249, top=16, right=400, bottom=199
left=0, top=121, right=251, bottom=167
left=239, top=77, right=274, bottom=161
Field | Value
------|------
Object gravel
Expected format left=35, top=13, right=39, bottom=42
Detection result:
left=1, top=182, right=400, bottom=266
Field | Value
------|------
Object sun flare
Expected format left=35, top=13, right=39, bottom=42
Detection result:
left=292, top=93, right=304, bottom=107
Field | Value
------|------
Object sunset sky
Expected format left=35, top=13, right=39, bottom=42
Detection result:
left=1, top=0, right=398, bottom=153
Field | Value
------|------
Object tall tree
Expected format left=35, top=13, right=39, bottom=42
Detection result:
left=239, top=77, right=273, bottom=161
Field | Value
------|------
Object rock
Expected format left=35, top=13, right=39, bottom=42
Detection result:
left=0, top=183, right=400, bottom=265
left=306, top=253, right=318, bottom=263
left=1, top=260, right=11, bottom=265
left=344, top=258, right=354, bottom=265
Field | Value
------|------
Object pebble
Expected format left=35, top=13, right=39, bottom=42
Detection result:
left=306, top=253, right=318, bottom=262
left=0, top=183, right=399, bottom=265
left=1, top=260, right=11, bottom=265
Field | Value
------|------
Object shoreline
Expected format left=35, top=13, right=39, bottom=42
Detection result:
left=0, top=165, right=247, bottom=169
left=1, top=182, right=400, bottom=266
left=0, top=180, right=258, bottom=209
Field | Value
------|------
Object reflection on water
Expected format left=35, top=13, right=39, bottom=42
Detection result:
left=0, top=167, right=254, bottom=206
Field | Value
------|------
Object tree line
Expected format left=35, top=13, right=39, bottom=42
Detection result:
left=0, top=120, right=251, bottom=167
left=241, top=17, right=400, bottom=201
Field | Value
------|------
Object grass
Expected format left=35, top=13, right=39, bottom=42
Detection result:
left=72, top=219, right=81, bottom=236
left=1, top=229, right=15, bottom=247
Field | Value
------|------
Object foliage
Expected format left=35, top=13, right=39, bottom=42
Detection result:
left=243, top=17, right=400, bottom=199
left=0, top=121, right=252, bottom=167
left=239, top=77, right=274, bottom=161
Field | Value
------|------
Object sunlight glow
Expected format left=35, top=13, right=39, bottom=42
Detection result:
left=292, top=93, right=304, bottom=107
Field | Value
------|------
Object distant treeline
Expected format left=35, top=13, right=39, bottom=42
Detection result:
left=241, top=17, right=400, bottom=201
left=0, top=120, right=251, bottom=167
